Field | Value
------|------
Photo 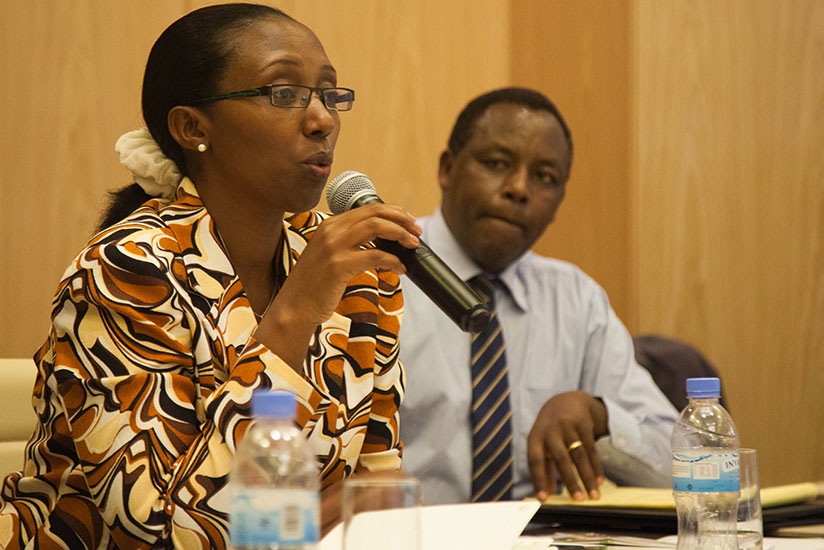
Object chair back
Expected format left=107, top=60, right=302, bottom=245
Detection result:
left=633, top=334, right=728, bottom=412
left=0, top=358, right=38, bottom=476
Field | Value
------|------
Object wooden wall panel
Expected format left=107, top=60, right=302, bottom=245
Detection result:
left=510, top=0, right=633, bottom=325
left=0, top=1, right=186, bottom=357
left=634, top=0, right=824, bottom=485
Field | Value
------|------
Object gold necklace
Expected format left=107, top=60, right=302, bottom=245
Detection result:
left=252, top=285, right=277, bottom=322
left=217, top=231, right=281, bottom=322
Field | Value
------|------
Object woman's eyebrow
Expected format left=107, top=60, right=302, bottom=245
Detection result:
left=259, top=57, right=337, bottom=77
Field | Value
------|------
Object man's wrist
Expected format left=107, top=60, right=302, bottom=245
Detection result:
left=592, top=396, right=609, bottom=436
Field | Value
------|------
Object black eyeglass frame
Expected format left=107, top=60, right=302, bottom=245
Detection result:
left=191, top=84, right=355, bottom=111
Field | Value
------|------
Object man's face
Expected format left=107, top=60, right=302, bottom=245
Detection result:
left=439, top=103, right=571, bottom=274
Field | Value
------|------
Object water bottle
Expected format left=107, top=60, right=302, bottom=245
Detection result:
left=230, top=390, right=320, bottom=550
left=672, top=378, right=740, bottom=550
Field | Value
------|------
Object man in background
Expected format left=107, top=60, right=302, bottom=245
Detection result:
left=398, top=87, right=678, bottom=504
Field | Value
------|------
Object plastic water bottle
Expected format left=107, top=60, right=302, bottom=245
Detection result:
left=672, top=378, right=740, bottom=550
left=230, top=390, right=320, bottom=550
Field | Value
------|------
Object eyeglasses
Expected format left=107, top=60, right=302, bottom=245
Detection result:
left=192, top=84, right=355, bottom=111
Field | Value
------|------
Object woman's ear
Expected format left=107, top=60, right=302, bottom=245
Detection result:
left=167, top=106, right=209, bottom=153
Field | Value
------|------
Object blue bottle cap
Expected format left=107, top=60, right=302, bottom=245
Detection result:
left=252, top=389, right=297, bottom=418
left=686, top=377, right=721, bottom=398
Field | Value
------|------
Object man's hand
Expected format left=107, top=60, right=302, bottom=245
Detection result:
left=526, top=390, right=609, bottom=501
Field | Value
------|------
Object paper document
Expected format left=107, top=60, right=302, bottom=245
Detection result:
left=517, top=534, right=824, bottom=550
left=319, top=500, right=540, bottom=550
left=660, top=534, right=824, bottom=550
left=516, top=533, right=677, bottom=550
left=548, top=533, right=676, bottom=548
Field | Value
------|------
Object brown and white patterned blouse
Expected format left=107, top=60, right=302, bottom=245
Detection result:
left=0, top=178, right=405, bottom=549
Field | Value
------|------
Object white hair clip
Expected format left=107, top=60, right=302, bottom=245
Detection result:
left=115, top=127, right=182, bottom=200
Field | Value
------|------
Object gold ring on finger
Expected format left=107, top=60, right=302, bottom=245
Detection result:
left=567, top=440, right=583, bottom=452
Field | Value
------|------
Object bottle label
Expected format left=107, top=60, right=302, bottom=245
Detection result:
left=672, top=451, right=740, bottom=492
left=231, top=488, right=319, bottom=547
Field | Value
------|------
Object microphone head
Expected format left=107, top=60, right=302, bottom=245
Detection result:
left=327, top=171, right=376, bottom=214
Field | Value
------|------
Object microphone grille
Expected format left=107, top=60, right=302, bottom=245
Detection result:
left=326, top=171, right=375, bottom=214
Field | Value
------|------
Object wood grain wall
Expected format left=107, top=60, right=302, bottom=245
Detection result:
left=510, top=0, right=633, bottom=326
left=1, top=0, right=822, bottom=487
left=632, top=0, right=824, bottom=487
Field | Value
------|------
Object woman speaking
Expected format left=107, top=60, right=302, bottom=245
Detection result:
left=0, top=4, right=420, bottom=549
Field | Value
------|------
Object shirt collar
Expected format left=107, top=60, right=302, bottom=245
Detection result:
left=428, top=208, right=530, bottom=313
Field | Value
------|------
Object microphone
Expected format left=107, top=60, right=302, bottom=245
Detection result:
left=326, top=171, right=490, bottom=333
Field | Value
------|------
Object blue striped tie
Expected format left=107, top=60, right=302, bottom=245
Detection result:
left=468, top=274, right=514, bottom=502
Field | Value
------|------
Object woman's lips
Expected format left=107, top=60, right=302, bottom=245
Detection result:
left=302, top=151, right=333, bottom=179
left=305, top=163, right=331, bottom=178
left=303, top=151, right=333, bottom=166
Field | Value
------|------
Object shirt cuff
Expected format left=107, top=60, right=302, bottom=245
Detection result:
left=599, top=396, right=645, bottom=458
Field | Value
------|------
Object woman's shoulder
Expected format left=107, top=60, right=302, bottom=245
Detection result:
left=62, top=203, right=192, bottom=287
left=83, top=204, right=183, bottom=258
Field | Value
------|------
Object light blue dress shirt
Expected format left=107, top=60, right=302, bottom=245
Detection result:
left=398, top=210, right=678, bottom=505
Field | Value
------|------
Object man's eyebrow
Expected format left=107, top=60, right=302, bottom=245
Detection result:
left=483, top=143, right=514, bottom=155
left=537, top=157, right=563, bottom=168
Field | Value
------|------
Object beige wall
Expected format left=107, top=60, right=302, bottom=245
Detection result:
left=632, top=0, right=824, bottom=487
left=510, top=0, right=633, bottom=323
left=1, top=1, right=822, bottom=487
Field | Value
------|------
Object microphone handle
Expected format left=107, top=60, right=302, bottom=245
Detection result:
left=346, top=192, right=490, bottom=332
left=374, top=238, right=490, bottom=333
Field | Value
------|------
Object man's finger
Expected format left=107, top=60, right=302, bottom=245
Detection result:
left=568, top=438, right=600, bottom=499
left=545, top=458, right=558, bottom=498
left=527, top=435, right=551, bottom=500
left=553, top=437, right=584, bottom=500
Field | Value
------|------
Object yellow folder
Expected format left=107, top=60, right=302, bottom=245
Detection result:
left=540, top=481, right=821, bottom=509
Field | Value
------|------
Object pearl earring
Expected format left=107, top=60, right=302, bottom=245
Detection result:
left=197, top=143, right=207, bottom=153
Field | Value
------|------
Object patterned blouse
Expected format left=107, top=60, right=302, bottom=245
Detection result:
left=0, top=178, right=405, bottom=550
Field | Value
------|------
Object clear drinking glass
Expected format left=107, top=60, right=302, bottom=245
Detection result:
left=737, top=448, right=763, bottom=550
left=342, top=473, right=423, bottom=550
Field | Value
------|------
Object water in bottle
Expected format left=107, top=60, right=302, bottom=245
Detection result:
left=672, top=377, right=739, bottom=550
left=231, top=390, right=320, bottom=550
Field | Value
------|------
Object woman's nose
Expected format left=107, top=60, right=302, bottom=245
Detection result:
left=303, top=92, right=337, bottom=138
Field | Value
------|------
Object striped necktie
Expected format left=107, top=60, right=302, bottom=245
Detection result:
left=467, top=274, right=514, bottom=502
